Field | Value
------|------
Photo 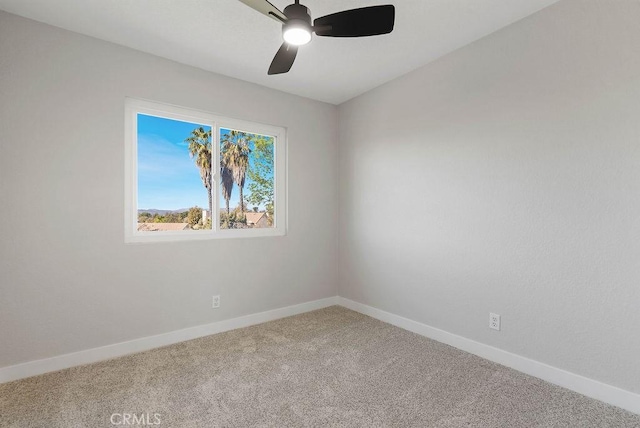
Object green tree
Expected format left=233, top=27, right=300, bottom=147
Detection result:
left=186, top=206, right=203, bottom=227
left=245, top=136, right=274, bottom=222
left=164, top=212, right=182, bottom=223
left=186, top=127, right=213, bottom=216
left=138, top=212, right=152, bottom=223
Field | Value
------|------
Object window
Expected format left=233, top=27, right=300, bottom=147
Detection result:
left=125, top=98, right=286, bottom=242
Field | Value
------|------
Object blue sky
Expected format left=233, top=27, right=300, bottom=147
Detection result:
left=137, top=114, right=273, bottom=211
left=137, top=114, right=209, bottom=210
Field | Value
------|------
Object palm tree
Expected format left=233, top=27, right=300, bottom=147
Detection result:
left=221, top=131, right=251, bottom=215
left=186, top=127, right=213, bottom=218
left=220, top=164, right=234, bottom=217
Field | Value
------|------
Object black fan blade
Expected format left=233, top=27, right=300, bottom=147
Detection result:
left=268, top=43, right=298, bottom=75
left=314, top=5, right=395, bottom=37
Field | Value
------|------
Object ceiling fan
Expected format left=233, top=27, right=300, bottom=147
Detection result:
left=238, top=0, right=396, bottom=75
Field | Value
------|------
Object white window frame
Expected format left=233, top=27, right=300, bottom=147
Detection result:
left=124, top=98, right=287, bottom=243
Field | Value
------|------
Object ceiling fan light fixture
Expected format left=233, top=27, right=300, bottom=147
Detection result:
left=238, top=0, right=396, bottom=75
left=283, top=21, right=312, bottom=45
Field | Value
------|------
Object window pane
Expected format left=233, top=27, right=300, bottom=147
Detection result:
left=219, top=128, right=275, bottom=229
left=137, top=114, right=213, bottom=231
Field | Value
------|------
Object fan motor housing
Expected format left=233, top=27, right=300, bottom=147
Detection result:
left=283, top=3, right=311, bottom=24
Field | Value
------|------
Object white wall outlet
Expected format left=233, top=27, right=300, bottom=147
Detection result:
left=212, top=295, right=220, bottom=309
left=489, top=313, right=501, bottom=331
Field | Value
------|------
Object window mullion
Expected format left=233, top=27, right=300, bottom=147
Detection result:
left=213, top=122, right=220, bottom=233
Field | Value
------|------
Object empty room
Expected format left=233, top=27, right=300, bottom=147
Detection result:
left=1, top=0, right=639, bottom=426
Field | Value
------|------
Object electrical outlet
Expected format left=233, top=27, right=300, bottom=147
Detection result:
left=489, top=313, right=500, bottom=331
left=212, top=295, right=220, bottom=309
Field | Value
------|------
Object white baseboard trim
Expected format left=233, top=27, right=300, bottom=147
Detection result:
left=3, top=295, right=637, bottom=415
left=0, top=296, right=339, bottom=384
left=337, top=297, right=640, bottom=415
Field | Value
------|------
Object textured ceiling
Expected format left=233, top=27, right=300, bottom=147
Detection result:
left=0, top=0, right=559, bottom=104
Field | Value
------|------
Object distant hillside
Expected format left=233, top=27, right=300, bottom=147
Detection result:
left=138, top=208, right=190, bottom=215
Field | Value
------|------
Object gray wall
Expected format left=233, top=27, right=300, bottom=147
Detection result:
left=338, top=0, right=640, bottom=393
left=0, top=12, right=338, bottom=367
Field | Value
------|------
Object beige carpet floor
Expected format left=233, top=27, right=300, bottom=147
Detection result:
left=1, top=306, right=639, bottom=427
